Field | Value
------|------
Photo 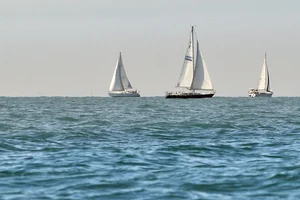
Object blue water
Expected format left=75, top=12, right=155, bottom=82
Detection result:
left=0, top=97, right=300, bottom=199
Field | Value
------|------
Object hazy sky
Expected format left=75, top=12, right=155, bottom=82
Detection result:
left=1, top=0, right=300, bottom=96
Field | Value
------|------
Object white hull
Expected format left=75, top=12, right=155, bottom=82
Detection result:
left=248, top=92, right=273, bottom=98
left=108, top=91, right=140, bottom=97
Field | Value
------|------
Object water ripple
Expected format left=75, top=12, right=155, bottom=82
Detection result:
left=0, top=97, right=300, bottom=199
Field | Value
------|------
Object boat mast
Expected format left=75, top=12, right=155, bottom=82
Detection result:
left=191, top=26, right=195, bottom=93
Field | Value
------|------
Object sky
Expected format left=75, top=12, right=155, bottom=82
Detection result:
left=1, top=0, right=300, bottom=97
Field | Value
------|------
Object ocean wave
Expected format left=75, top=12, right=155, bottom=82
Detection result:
left=1, top=97, right=300, bottom=199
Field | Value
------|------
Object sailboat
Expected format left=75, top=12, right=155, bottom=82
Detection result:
left=108, top=52, right=140, bottom=97
left=166, top=26, right=215, bottom=99
left=248, top=53, right=273, bottom=97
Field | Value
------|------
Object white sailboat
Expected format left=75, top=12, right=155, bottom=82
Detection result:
left=108, top=52, right=140, bottom=97
left=166, top=26, right=215, bottom=98
left=248, top=53, right=273, bottom=97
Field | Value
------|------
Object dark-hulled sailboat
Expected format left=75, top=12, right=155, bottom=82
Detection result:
left=166, top=26, right=215, bottom=99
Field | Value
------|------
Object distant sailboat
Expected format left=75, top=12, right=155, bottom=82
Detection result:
left=166, top=26, right=215, bottom=98
left=108, top=52, right=140, bottom=97
left=248, top=53, right=273, bottom=97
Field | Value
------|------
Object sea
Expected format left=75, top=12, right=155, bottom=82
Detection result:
left=0, top=97, right=300, bottom=200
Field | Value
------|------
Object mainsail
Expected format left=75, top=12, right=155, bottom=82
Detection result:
left=257, top=53, right=271, bottom=91
left=176, top=26, right=214, bottom=91
left=109, top=52, right=133, bottom=91
left=176, top=27, right=195, bottom=88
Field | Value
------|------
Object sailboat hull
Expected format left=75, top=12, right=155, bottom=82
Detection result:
left=108, top=91, right=140, bottom=97
left=248, top=93, right=273, bottom=98
left=165, top=93, right=214, bottom=99
left=248, top=89, right=273, bottom=98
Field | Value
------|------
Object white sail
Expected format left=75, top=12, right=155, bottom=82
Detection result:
left=257, top=53, right=270, bottom=91
left=118, top=53, right=133, bottom=90
left=190, top=41, right=213, bottom=90
left=176, top=27, right=195, bottom=88
left=109, top=53, right=124, bottom=91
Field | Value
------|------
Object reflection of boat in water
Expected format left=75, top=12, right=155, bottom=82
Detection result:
left=166, top=26, right=215, bottom=99
left=108, top=52, right=140, bottom=97
left=248, top=53, right=273, bottom=97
